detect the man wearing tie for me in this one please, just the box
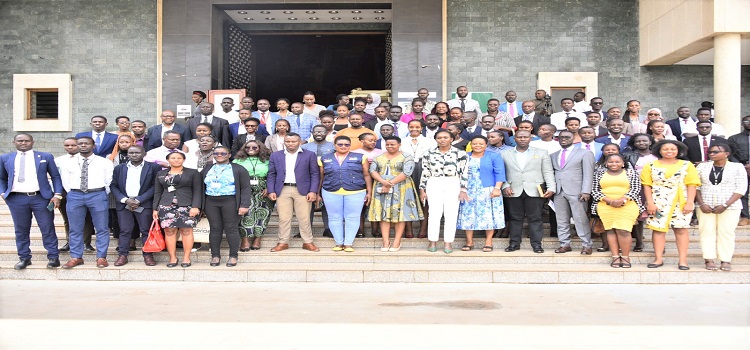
[459,111,482,140]
[575,126,604,161]
[447,86,483,116]
[499,91,523,119]
[550,98,586,134]
[684,121,729,164]
[189,102,231,147]
[58,137,114,269]
[252,99,280,136]
[0,134,64,269]
[76,116,117,157]
[514,100,550,135]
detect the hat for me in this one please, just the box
[192,91,207,99]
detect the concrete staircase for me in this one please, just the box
[1,202,748,283]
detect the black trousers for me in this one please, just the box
[204,195,240,258]
[116,208,153,256]
[505,191,544,248]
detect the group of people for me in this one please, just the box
[2,87,747,273]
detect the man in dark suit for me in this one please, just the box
[585,111,609,137]
[0,134,64,269]
[514,100,550,135]
[595,118,630,150]
[190,102,231,147]
[728,115,750,226]
[375,124,394,149]
[459,111,482,140]
[666,107,696,142]
[110,145,161,266]
[684,121,729,163]
[145,110,191,151]
[75,115,118,157]
[267,132,321,253]
[422,114,445,139]
[228,108,253,139]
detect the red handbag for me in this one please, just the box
[143,220,166,253]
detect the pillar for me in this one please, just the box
[713,33,742,136]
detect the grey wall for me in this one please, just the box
[446,0,749,122]
[0,0,157,153]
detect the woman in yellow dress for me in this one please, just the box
[591,154,644,268]
[641,140,700,270]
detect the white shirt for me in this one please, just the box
[557,146,573,166]
[91,131,106,147]
[160,124,174,139]
[699,135,712,161]
[303,104,326,118]
[283,148,302,184]
[144,146,185,167]
[709,122,726,138]
[400,135,437,160]
[579,141,597,157]
[520,112,536,122]
[530,139,562,155]
[374,120,409,138]
[514,147,529,169]
[124,161,145,198]
[11,151,40,193]
[677,117,698,138]
[424,127,441,140]
[59,154,114,193]
[447,98,483,116]
[214,110,240,125]
[573,101,591,113]
[550,111,586,134]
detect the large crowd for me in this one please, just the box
[2,87,748,272]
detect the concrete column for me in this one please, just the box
[713,33,742,136]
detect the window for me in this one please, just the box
[28,89,59,119]
[13,74,72,131]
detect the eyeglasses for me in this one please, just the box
[591,102,603,105]
[336,143,351,147]
[742,121,750,125]
[708,151,725,154]
[213,152,229,156]
[244,146,259,150]
[647,113,660,116]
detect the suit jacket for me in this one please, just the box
[460,125,483,140]
[265,134,286,153]
[230,133,268,157]
[200,163,252,210]
[0,151,63,199]
[145,124,191,151]
[499,147,556,197]
[188,115,231,148]
[252,111,279,135]
[666,118,698,141]
[595,135,630,150]
[499,101,523,115]
[728,131,750,164]
[75,131,118,157]
[593,126,609,137]
[574,141,604,161]
[152,167,203,209]
[110,161,161,210]
[684,135,729,163]
[550,147,595,195]
[267,149,320,196]
[514,113,551,135]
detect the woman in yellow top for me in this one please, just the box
[641,140,700,270]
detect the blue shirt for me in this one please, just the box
[301,141,335,157]
[204,164,236,196]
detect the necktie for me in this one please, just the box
[565,112,570,118]
[294,114,301,126]
[509,103,516,118]
[460,99,466,111]
[683,119,688,124]
[703,137,709,161]
[80,158,89,192]
[560,148,567,168]
[260,112,266,124]
[18,152,26,183]
[316,143,322,156]
[585,144,591,151]
[201,115,206,123]
[95,133,102,152]
[524,114,530,121]
[393,122,398,134]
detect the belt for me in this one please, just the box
[283,183,297,187]
[11,191,40,196]
[71,188,105,193]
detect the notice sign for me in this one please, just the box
[176,105,192,119]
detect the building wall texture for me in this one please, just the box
[446,0,749,124]
[0,0,157,153]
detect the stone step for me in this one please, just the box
[1,261,747,284]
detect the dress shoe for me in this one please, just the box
[114,255,128,266]
[678,265,690,271]
[504,246,520,252]
[302,243,320,252]
[226,257,238,267]
[596,247,609,252]
[739,218,750,226]
[322,229,333,237]
[84,244,95,252]
[47,258,61,268]
[62,258,84,269]
[372,232,382,238]
[533,247,544,253]
[59,243,70,251]
[14,258,32,270]
[270,243,289,252]
[554,246,572,253]
[581,247,593,255]
[143,254,156,266]
[209,257,220,267]
[96,258,108,268]
[356,231,364,238]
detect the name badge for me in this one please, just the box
[250,180,259,185]
[167,186,176,192]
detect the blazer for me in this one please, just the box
[267,149,320,196]
[230,133,268,156]
[0,151,63,199]
[465,151,506,188]
[110,161,161,210]
[145,124,191,151]
[460,125,483,140]
[728,131,750,164]
[574,141,604,161]
[684,135,729,163]
[252,111,279,135]
[152,167,203,209]
[188,115,231,148]
[666,117,699,141]
[550,147,595,195]
[200,163,252,210]
[595,135,630,150]
[499,101,523,115]
[75,131,118,157]
[513,113,551,135]
[499,147,556,197]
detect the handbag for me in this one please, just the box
[589,217,606,235]
[190,216,211,243]
[143,220,166,253]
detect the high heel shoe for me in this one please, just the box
[427,242,437,252]
[381,242,391,252]
[444,244,453,254]
[166,259,179,268]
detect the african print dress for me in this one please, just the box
[640,160,700,231]
[367,153,424,223]
[233,157,275,238]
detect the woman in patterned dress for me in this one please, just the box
[641,140,700,270]
[368,136,424,251]
[233,140,274,251]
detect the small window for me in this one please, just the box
[27,89,59,119]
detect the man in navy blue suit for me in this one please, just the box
[75,116,118,157]
[0,134,64,269]
[595,118,630,150]
[459,111,482,140]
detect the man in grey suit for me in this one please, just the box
[500,130,556,253]
[550,130,596,254]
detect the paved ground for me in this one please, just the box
[1,281,748,349]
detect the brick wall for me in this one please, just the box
[0,0,157,153]
[446,0,749,123]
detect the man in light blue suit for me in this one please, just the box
[575,126,605,161]
[75,115,118,157]
[499,91,523,120]
[252,99,280,136]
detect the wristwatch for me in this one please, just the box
[722,203,729,208]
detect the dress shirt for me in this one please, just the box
[465,124,478,134]
[573,101,591,113]
[424,127,441,140]
[678,117,698,138]
[530,139,562,155]
[558,146,572,166]
[198,114,214,124]
[521,112,536,122]
[580,142,596,157]
[301,141,335,157]
[214,110,240,125]
[374,120,409,138]
[447,98,483,116]
[607,134,626,145]
[144,146,185,165]
[283,147,302,184]
[59,154,114,193]
[699,135,711,161]
[160,124,174,139]
[11,151,39,192]
[285,113,317,141]
[124,161,145,198]
[401,135,437,160]
[480,128,494,137]
[514,147,529,169]
[550,111,586,133]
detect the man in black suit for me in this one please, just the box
[75,116,118,157]
[459,111,482,140]
[190,102,231,147]
[514,100,550,135]
[728,115,750,226]
[666,107,696,142]
[110,145,161,266]
[684,121,729,163]
[146,110,191,151]
[585,111,609,137]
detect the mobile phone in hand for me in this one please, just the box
[46,202,55,212]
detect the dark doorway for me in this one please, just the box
[250,33,387,107]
